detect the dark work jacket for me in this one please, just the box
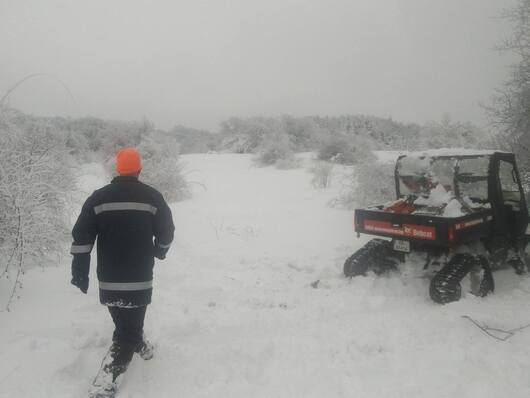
[71,176,175,307]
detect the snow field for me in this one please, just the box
[2,153,530,397]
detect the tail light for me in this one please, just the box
[448,225,455,242]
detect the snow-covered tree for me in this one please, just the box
[0,110,74,309]
[220,117,281,153]
[418,115,490,150]
[487,0,530,185]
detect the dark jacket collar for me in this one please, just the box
[111,176,140,183]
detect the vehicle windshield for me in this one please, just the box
[397,156,456,197]
[396,155,491,205]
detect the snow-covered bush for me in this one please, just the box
[318,140,353,164]
[254,133,295,167]
[310,161,334,188]
[317,136,375,165]
[333,152,395,209]
[171,125,219,153]
[0,111,74,309]
[93,118,151,160]
[220,116,280,153]
[137,135,190,202]
[280,115,323,151]
[354,155,396,207]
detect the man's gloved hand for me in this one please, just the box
[71,275,89,293]
[154,246,167,260]
[71,255,90,294]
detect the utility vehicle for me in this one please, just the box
[344,149,529,303]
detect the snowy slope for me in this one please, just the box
[2,154,530,398]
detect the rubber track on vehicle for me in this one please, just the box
[344,239,398,277]
[429,253,476,304]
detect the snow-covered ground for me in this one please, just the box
[2,153,530,398]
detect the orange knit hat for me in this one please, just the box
[116,147,142,175]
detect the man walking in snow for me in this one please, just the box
[70,147,174,396]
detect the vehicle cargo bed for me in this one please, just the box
[354,208,493,247]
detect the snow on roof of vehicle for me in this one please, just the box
[401,148,507,158]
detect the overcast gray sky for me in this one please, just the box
[0,0,517,131]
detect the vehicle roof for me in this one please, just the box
[398,148,511,159]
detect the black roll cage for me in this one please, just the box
[395,153,526,208]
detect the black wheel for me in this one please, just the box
[344,239,399,277]
[430,253,477,304]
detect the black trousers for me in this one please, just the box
[108,305,147,346]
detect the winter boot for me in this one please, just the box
[135,338,154,360]
[88,375,117,398]
[89,342,134,398]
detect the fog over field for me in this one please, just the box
[0,0,516,130]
